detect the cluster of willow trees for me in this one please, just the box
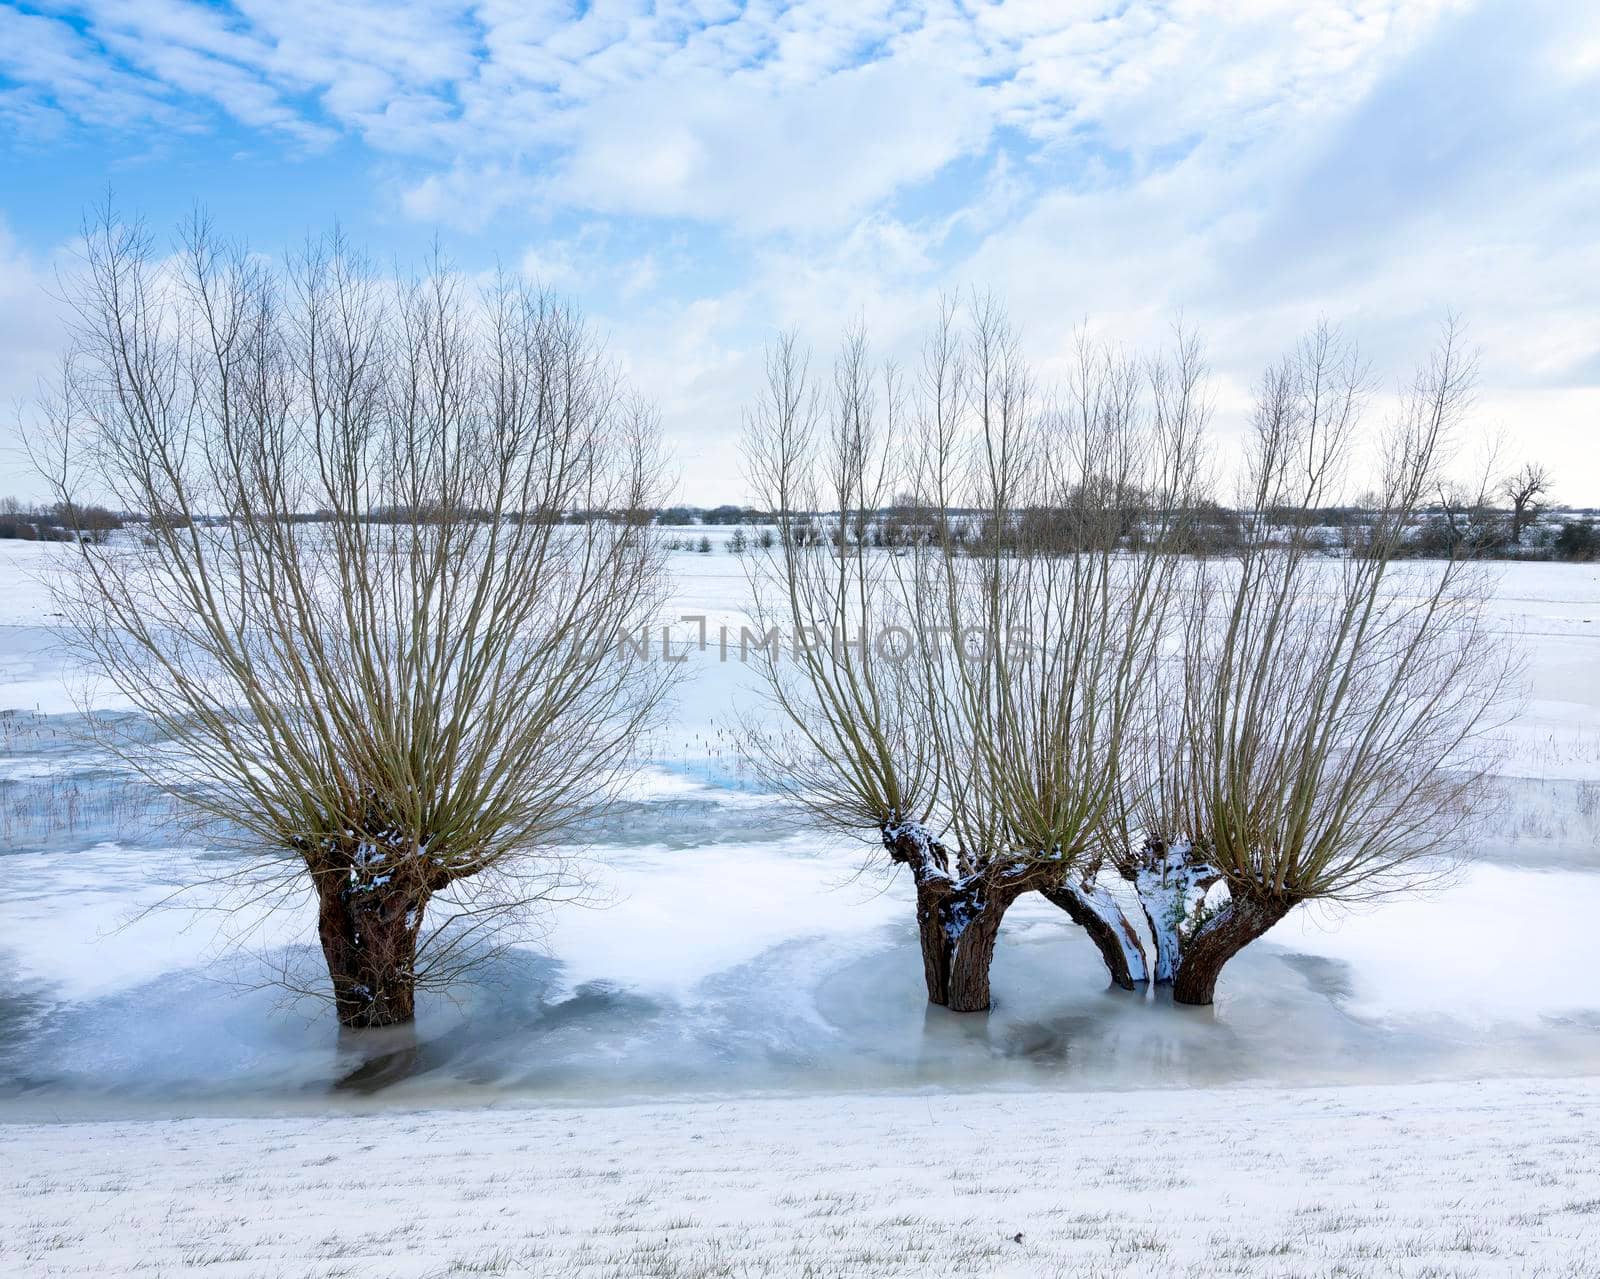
[36,210,1512,1030]
[740,300,1515,1010]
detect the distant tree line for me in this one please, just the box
[12,491,1593,562]
[1398,461,1596,561]
[685,497,1598,562]
[0,498,124,542]
[655,504,773,525]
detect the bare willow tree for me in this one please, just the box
[1117,321,1517,1006]
[34,209,671,1027]
[901,304,1206,1006]
[742,299,1204,1010]
[740,325,946,990]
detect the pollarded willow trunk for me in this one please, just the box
[942,877,1040,1012]
[1040,876,1148,990]
[912,877,957,1007]
[1169,893,1295,1006]
[885,819,1047,1013]
[1123,839,1221,984]
[946,894,1005,1013]
[1119,840,1298,1005]
[311,854,432,1029]
[913,876,1041,1012]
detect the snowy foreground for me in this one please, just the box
[5,1076,1600,1278]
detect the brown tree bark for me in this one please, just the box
[1170,894,1295,1007]
[922,870,1073,1011]
[913,878,957,1008]
[885,822,1045,1012]
[912,877,1038,1012]
[945,879,1035,1012]
[314,873,430,1028]
[1041,879,1148,990]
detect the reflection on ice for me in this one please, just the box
[5,837,1600,1115]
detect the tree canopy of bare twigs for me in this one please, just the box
[1121,320,1519,1005]
[741,297,1205,1010]
[1500,460,1553,546]
[33,208,672,1027]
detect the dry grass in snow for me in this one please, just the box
[4,1076,1600,1277]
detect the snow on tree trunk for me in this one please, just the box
[1126,840,1219,984]
[313,850,430,1029]
[1041,878,1148,989]
[1170,893,1295,1006]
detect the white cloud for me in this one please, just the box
[4,2,1466,233]
[0,222,72,502]
[550,55,992,234]
[0,0,1596,501]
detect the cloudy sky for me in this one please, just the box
[1,0,1596,504]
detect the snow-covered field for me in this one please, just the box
[2,538,1599,1275]
[5,1076,1599,1277]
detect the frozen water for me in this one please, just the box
[1,541,1598,1115]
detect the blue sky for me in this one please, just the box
[1,0,1597,503]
